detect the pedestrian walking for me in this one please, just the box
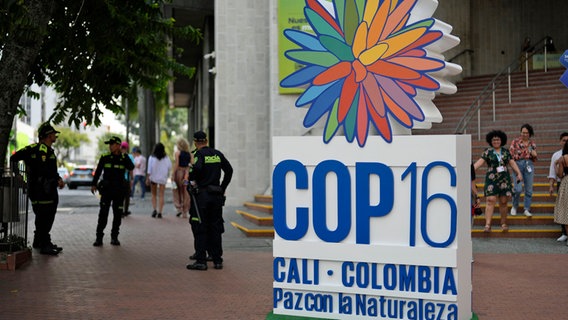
[131,146,147,199]
[550,132,568,241]
[473,130,523,232]
[91,136,134,246]
[10,122,65,255]
[146,142,171,218]
[186,131,233,271]
[553,141,568,245]
[509,124,537,217]
[172,138,192,218]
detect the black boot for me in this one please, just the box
[93,234,103,247]
[110,238,121,246]
[39,245,60,255]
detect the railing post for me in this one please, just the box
[477,107,481,141]
[508,67,512,104]
[525,52,529,88]
[544,44,548,72]
[492,82,496,121]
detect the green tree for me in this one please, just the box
[51,127,90,166]
[0,0,201,168]
[158,107,188,157]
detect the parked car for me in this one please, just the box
[67,166,95,189]
[57,167,70,185]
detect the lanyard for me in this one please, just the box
[493,148,503,165]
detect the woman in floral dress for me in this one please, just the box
[473,130,523,232]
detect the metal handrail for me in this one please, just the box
[454,36,553,136]
[448,49,474,62]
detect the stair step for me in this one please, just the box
[471,225,561,238]
[243,201,273,214]
[472,215,555,226]
[235,209,273,226]
[231,196,275,238]
[476,204,555,215]
[254,194,273,204]
[230,221,274,237]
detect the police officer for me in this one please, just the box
[10,122,65,255]
[91,136,134,246]
[186,131,233,271]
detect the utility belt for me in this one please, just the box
[190,184,223,195]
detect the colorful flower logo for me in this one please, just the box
[280,0,446,146]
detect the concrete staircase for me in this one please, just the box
[417,67,568,238]
[231,195,274,238]
[230,68,568,238]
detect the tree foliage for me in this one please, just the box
[0,0,201,168]
[51,127,90,166]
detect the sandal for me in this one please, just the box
[501,224,509,232]
[484,224,491,232]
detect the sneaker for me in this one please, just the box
[523,210,532,217]
[186,262,208,271]
[213,263,223,270]
[93,239,103,247]
[557,235,568,242]
[510,207,517,216]
[110,239,121,246]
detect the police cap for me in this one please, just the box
[104,136,122,145]
[193,131,207,142]
[38,123,60,138]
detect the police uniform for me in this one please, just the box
[10,123,62,255]
[187,132,233,270]
[11,142,61,253]
[92,137,134,245]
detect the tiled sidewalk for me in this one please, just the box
[1,198,567,319]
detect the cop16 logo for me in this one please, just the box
[273,160,457,248]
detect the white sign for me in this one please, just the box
[272,135,472,319]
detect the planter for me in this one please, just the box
[0,248,32,271]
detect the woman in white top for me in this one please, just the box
[146,143,172,218]
[172,138,192,218]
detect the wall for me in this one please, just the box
[215,0,272,205]
[470,0,567,76]
[211,0,568,205]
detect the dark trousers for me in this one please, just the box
[96,187,126,239]
[190,191,224,264]
[123,180,131,214]
[132,175,146,198]
[31,200,58,248]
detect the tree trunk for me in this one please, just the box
[0,0,55,169]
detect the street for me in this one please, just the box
[58,187,100,210]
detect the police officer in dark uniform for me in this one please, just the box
[91,136,134,246]
[10,122,65,255]
[186,131,233,271]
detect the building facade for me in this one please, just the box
[184,0,566,206]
